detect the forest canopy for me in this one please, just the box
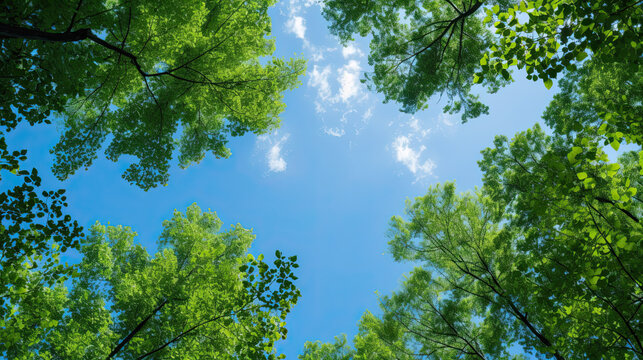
[322,0,641,122]
[0,0,641,359]
[300,0,642,358]
[1,0,305,189]
[2,204,301,360]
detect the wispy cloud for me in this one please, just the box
[309,65,332,101]
[409,117,431,138]
[267,135,289,172]
[337,60,361,103]
[258,133,290,173]
[392,136,435,179]
[439,113,455,127]
[285,15,306,39]
[324,127,345,137]
[342,44,363,58]
[363,107,373,120]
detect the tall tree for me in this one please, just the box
[301,165,640,358]
[478,126,642,358]
[1,0,305,190]
[1,204,301,360]
[322,0,641,121]
[322,0,511,120]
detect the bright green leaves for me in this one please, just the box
[299,335,355,360]
[2,0,305,190]
[0,163,83,356]
[606,163,620,177]
[3,205,300,359]
[476,0,642,106]
[544,78,553,89]
[576,51,588,61]
[322,0,500,121]
[384,183,572,358]
[478,123,642,358]
[568,146,583,164]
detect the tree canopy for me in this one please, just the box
[1,0,641,358]
[301,0,642,356]
[1,204,301,360]
[322,0,641,121]
[1,0,305,189]
[299,140,641,359]
[322,0,509,120]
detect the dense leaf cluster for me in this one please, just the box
[2,0,305,189]
[305,0,642,359]
[2,205,301,360]
[323,0,511,120]
[1,0,304,358]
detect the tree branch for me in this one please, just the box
[594,196,639,223]
[105,298,169,360]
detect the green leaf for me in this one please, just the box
[575,51,588,61]
[567,146,582,164]
[615,236,627,249]
[576,172,587,180]
[544,79,553,89]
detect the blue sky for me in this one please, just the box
[3,1,559,358]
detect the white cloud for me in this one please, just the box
[309,61,363,106]
[363,107,373,120]
[282,0,371,137]
[340,109,357,123]
[324,127,345,137]
[314,101,326,113]
[286,15,306,40]
[392,136,435,178]
[342,44,363,58]
[262,134,290,173]
[309,65,332,102]
[409,117,431,138]
[337,60,361,102]
[439,113,455,127]
[308,45,327,62]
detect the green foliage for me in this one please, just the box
[0,145,83,336]
[299,335,354,360]
[322,0,511,121]
[299,312,413,360]
[479,125,642,358]
[1,204,301,359]
[477,0,642,88]
[542,59,642,147]
[1,0,305,190]
[323,0,640,122]
[385,183,566,359]
[0,166,82,289]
